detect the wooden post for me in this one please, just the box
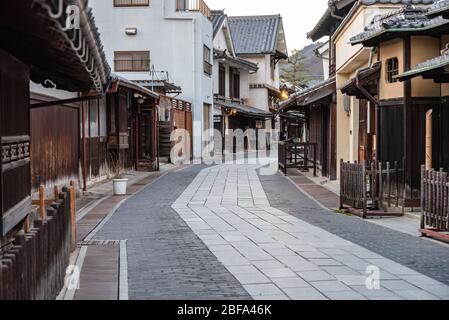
[340,159,344,210]
[420,165,426,231]
[313,144,317,177]
[38,185,45,220]
[69,181,76,251]
[362,161,367,218]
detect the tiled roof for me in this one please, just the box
[228,15,283,55]
[350,5,449,45]
[395,45,449,80]
[214,99,272,118]
[308,0,434,41]
[427,0,449,17]
[214,49,259,71]
[278,77,336,110]
[211,10,226,38]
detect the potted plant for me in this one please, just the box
[110,153,128,196]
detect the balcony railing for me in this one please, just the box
[176,0,212,19]
[204,61,213,76]
[114,59,150,72]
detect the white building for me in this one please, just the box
[90,0,214,159]
[211,10,273,153]
[227,14,288,125]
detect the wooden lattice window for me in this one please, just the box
[386,57,399,83]
[114,51,150,72]
[114,0,150,7]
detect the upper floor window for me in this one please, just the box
[114,51,150,72]
[386,57,399,83]
[203,45,212,76]
[114,0,150,7]
[229,67,240,100]
[218,64,226,97]
[270,57,276,80]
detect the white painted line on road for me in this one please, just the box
[63,246,88,300]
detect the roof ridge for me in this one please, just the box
[228,14,281,20]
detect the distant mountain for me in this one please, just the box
[281,42,324,88]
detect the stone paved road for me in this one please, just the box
[92,159,449,300]
[93,165,251,300]
[171,159,449,300]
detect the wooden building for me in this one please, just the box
[349,4,449,205]
[278,77,337,179]
[0,0,110,298]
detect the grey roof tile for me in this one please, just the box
[350,4,448,45]
[211,10,226,38]
[228,15,282,55]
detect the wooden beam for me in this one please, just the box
[30,94,103,109]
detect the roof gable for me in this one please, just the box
[228,15,287,56]
[211,10,235,56]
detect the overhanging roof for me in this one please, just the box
[395,49,449,82]
[214,100,272,118]
[214,49,258,71]
[350,5,449,47]
[340,62,381,97]
[110,74,159,99]
[0,0,111,93]
[278,77,336,111]
[427,0,449,19]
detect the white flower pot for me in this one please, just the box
[112,179,128,196]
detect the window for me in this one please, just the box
[114,51,150,72]
[233,72,240,99]
[218,64,226,96]
[89,100,99,137]
[203,45,212,76]
[270,57,276,80]
[114,0,150,7]
[229,68,240,99]
[386,57,399,83]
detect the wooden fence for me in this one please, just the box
[0,184,75,300]
[421,167,449,234]
[340,160,405,217]
[278,141,317,176]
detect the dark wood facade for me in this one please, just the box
[0,49,31,236]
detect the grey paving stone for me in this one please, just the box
[93,165,251,300]
[243,284,284,296]
[310,280,351,293]
[260,172,449,287]
[381,280,420,292]
[271,277,310,289]
[395,290,441,300]
[261,268,298,279]
[321,266,361,276]
[282,287,329,300]
[324,291,367,300]
[297,270,336,282]
[308,258,343,266]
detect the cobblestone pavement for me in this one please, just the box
[93,165,251,300]
[171,159,449,300]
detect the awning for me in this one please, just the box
[110,74,159,99]
[278,76,336,111]
[214,100,272,119]
[340,62,381,100]
[0,0,111,93]
[395,51,449,82]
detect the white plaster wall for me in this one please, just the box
[90,0,213,159]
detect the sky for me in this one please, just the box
[206,0,329,53]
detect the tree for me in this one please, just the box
[281,49,309,89]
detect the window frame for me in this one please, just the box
[113,0,150,7]
[203,45,212,76]
[385,57,399,83]
[114,51,150,72]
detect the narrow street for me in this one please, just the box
[72,159,449,300]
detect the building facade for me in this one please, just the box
[90,0,214,159]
